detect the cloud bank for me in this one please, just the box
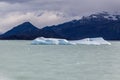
[0,0,120,33]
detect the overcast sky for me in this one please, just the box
[0,0,120,33]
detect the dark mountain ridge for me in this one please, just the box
[1,12,120,40]
[0,22,40,40]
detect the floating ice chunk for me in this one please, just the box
[70,37,111,45]
[88,37,111,45]
[31,37,111,45]
[31,37,71,45]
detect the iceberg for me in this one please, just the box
[31,37,111,45]
[70,38,111,45]
[31,37,72,45]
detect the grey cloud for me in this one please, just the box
[0,0,120,33]
[1,0,120,15]
[0,0,30,3]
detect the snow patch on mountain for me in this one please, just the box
[86,11,120,21]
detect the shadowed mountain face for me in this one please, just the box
[0,22,60,40]
[1,12,120,40]
[0,22,40,40]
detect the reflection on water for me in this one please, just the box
[0,73,11,80]
[0,41,119,80]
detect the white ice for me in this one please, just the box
[31,37,111,45]
[70,37,111,45]
[31,37,71,45]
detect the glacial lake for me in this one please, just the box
[0,40,120,80]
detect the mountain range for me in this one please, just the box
[1,12,120,40]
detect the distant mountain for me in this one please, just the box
[42,12,120,40]
[0,22,40,40]
[1,12,120,40]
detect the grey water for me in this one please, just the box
[0,40,120,80]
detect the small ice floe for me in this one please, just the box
[70,37,111,45]
[31,37,71,45]
[31,37,111,45]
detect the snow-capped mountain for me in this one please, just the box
[1,12,120,40]
[85,11,120,21]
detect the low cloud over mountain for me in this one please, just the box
[0,0,120,33]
